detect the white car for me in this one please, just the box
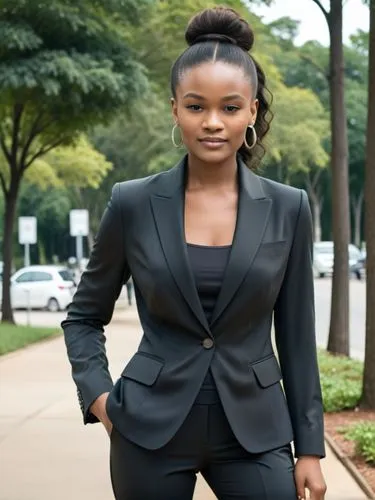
[313,241,363,278]
[4,265,76,312]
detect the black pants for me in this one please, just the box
[109,386,297,499]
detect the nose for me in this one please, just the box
[202,111,224,131]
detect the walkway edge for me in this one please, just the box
[324,431,375,499]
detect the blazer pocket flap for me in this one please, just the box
[121,353,164,386]
[252,356,282,388]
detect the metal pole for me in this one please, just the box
[24,243,30,267]
[76,234,83,271]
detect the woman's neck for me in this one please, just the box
[185,154,238,192]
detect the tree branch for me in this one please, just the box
[304,172,313,192]
[312,168,323,190]
[0,172,8,196]
[0,132,12,164]
[300,54,329,80]
[19,112,53,167]
[311,0,330,22]
[24,136,68,169]
[11,103,24,168]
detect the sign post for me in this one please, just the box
[69,210,89,270]
[18,217,37,267]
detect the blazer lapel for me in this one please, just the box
[210,162,272,327]
[150,158,211,335]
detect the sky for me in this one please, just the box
[250,0,370,46]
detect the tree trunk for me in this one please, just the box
[305,169,324,243]
[307,188,323,242]
[327,0,350,356]
[1,176,20,323]
[352,189,364,248]
[361,0,375,409]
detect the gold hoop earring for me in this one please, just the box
[171,124,183,148]
[244,125,257,150]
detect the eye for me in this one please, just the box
[186,104,202,111]
[224,105,240,113]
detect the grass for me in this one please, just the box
[0,323,60,355]
[317,348,363,412]
[317,348,364,380]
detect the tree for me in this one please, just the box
[22,136,112,191]
[345,33,368,248]
[312,0,351,356]
[267,86,329,178]
[273,29,368,247]
[267,17,301,48]
[17,185,72,266]
[361,0,375,409]
[0,0,152,323]
[17,138,112,265]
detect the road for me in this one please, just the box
[13,278,366,360]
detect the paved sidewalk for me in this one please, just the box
[0,306,369,499]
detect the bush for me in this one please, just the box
[341,422,375,465]
[317,350,363,412]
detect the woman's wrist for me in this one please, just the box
[90,392,110,421]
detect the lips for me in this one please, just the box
[199,137,227,143]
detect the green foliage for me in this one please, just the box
[2,136,111,190]
[0,323,59,355]
[31,136,112,188]
[341,422,375,464]
[349,30,369,58]
[0,0,153,170]
[269,86,329,173]
[317,349,363,412]
[86,89,175,234]
[267,16,300,47]
[17,183,73,265]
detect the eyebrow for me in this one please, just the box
[183,92,246,101]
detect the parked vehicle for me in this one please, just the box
[0,265,76,311]
[359,249,366,268]
[313,241,364,279]
[313,242,334,278]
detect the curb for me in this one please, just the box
[324,431,375,499]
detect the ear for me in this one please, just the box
[249,98,259,125]
[171,98,178,124]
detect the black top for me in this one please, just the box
[186,243,231,325]
[187,243,231,388]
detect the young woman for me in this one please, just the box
[62,7,327,500]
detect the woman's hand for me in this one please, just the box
[90,392,113,437]
[294,456,327,499]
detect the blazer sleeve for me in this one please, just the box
[61,183,130,424]
[273,189,325,458]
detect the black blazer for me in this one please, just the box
[62,156,325,458]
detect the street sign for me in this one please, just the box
[18,217,37,245]
[70,209,89,237]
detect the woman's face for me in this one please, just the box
[172,61,258,165]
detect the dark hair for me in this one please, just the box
[171,7,273,170]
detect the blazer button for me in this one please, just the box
[202,338,214,349]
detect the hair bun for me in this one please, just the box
[185,7,254,52]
